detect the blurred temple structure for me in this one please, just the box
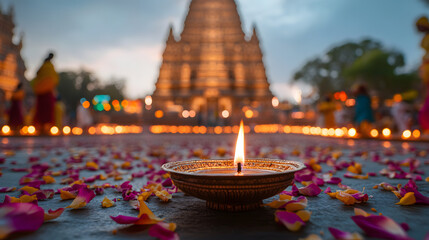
[150,0,275,125]
[0,6,26,99]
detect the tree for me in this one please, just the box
[293,39,383,97]
[344,49,420,99]
[57,70,125,116]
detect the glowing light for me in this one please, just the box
[121,100,129,107]
[115,126,123,134]
[370,129,379,138]
[103,103,111,111]
[234,121,245,168]
[88,127,96,135]
[291,112,304,119]
[348,128,357,137]
[50,126,59,135]
[321,128,329,136]
[272,97,279,108]
[402,130,411,139]
[63,126,71,135]
[145,96,152,106]
[189,110,196,118]
[328,128,335,136]
[72,127,83,135]
[182,110,190,118]
[1,125,11,135]
[382,141,391,148]
[382,128,391,138]
[345,99,356,107]
[393,94,402,103]
[245,110,254,118]
[214,126,222,134]
[27,126,36,135]
[412,130,421,138]
[221,110,230,118]
[302,126,310,135]
[82,101,90,109]
[155,110,164,118]
[112,100,119,106]
[283,126,291,133]
[334,128,344,137]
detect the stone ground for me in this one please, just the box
[0,134,428,240]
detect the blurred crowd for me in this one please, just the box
[0,52,93,134]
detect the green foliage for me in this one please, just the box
[345,49,419,99]
[57,70,125,114]
[293,39,382,97]
[293,38,419,99]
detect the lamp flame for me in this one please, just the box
[234,120,245,172]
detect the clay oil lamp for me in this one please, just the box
[162,121,305,211]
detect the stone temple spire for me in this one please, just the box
[151,0,274,125]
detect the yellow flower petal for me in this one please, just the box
[296,210,312,222]
[19,186,39,194]
[42,175,56,184]
[102,197,115,208]
[396,192,416,205]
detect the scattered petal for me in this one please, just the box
[0,203,44,238]
[298,183,322,197]
[148,222,179,240]
[328,227,363,240]
[396,192,416,206]
[351,215,412,240]
[102,197,115,208]
[66,187,95,209]
[275,211,305,232]
[44,208,65,221]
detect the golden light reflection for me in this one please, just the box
[382,128,391,138]
[27,126,36,135]
[412,130,421,139]
[370,129,379,138]
[382,141,391,148]
[348,128,357,137]
[402,130,411,139]
[63,126,71,135]
[50,126,59,135]
[1,125,11,135]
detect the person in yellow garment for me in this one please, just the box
[31,52,59,133]
[317,95,336,128]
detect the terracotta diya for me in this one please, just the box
[162,121,305,211]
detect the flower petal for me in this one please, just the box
[396,192,416,206]
[0,203,44,238]
[296,210,312,222]
[328,227,363,240]
[44,208,65,221]
[110,215,141,224]
[298,183,322,197]
[66,187,95,209]
[351,215,412,240]
[102,197,115,208]
[275,211,305,231]
[148,222,179,240]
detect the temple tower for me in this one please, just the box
[152,0,274,124]
[0,5,26,99]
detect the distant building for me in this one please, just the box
[150,0,275,125]
[0,6,26,99]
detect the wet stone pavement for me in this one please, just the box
[0,134,428,240]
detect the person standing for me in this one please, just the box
[31,52,59,133]
[353,84,374,135]
[317,96,336,128]
[8,83,25,129]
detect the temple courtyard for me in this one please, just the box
[0,133,428,240]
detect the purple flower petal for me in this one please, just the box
[328,227,363,240]
[275,211,305,231]
[298,183,322,197]
[351,215,412,240]
[110,215,140,224]
[0,203,44,238]
[148,222,179,240]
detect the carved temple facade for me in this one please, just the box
[151,0,274,124]
[0,6,26,99]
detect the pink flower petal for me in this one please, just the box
[298,183,322,197]
[66,187,95,209]
[110,215,140,224]
[0,203,44,238]
[148,222,179,240]
[328,227,363,240]
[351,215,412,240]
[275,211,305,231]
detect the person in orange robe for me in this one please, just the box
[8,82,25,129]
[31,53,59,132]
